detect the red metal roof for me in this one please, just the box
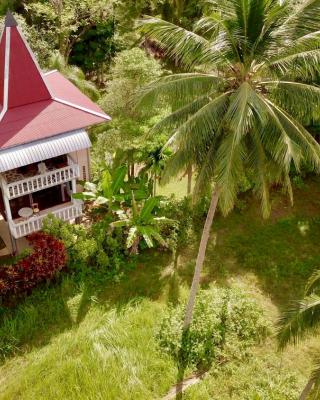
[0,30,5,110]
[0,12,110,150]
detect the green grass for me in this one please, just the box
[0,300,177,400]
[1,177,320,399]
[158,175,193,199]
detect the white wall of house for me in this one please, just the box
[69,149,91,190]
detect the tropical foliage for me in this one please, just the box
[3,1,320,398]
[138,0,320,217]
[110,195,176,254]
[158,287,269,368]
[0,233,67,300]
[73,164,152,210]
[137,0,320,333]
[277,268,320,399]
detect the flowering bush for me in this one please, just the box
[0,232,67,298]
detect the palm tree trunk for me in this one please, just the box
[187,165,192,195]
[299,378,315,400]
[183,187,220,330]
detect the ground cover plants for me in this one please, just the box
[1,179,320,398]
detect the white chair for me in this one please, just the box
[38,162,47,174]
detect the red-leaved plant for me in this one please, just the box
[0,232,67,298]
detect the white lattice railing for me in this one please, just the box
[9,203,83,239]
[4,164,80,200]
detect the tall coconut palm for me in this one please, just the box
[138,0,320,330]
[277,269,320,399]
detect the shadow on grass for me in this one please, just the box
[0,278,76,362]
[3,180,320,364]
[0,250,180,362]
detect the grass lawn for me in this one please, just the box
[1,177,320,399]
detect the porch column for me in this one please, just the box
[0,176,17,254]
[71,179,77,199]
[0,176,12,221]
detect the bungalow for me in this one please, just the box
[0,12,110,253]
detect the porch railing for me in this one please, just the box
[9,203,83,239]
[3,164,80,200]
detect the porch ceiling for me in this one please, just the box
[0,129,91,173]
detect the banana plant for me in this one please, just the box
[73,165,151,210]
[73,165,127,209]
[110,195,176,254]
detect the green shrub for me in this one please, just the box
[157,287,269,369]
[42,215,129,281]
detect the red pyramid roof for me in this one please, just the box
[0,12,110,150]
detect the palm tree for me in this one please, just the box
[138,0,320,330]
[277,269,320,399]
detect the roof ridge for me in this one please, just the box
[5,11,17,27]
[53,97,111,121]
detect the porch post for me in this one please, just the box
[0,176,12,221]
[0,175,16,254]
[71,178,81,223]
[71,179,77,199]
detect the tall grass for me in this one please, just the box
[0,300,176,400]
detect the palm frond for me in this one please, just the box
[265,31,320,78]
[249,129,271,218]
[138,17,227,69]
[263,80,320,123]
[264,98,320,172]
[277,294,320,350]
[194,14,241,62]
[193,142,217,197]
[215,83,262,215]
[137,73,221,111]
[279,0,320,39]
[255,95,312,173]
[310,355,320,400]
[161,148,191,185]
[150,96,211,134]
[306,269,320,295]
[165,91,230,151]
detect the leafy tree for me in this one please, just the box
[138,0,320,330]
[277,268,320,399]
[110,196,175,254]
[93,48,165,175]
[114,0,205,32]
[25,0,113,61]
[69,18,119,84]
